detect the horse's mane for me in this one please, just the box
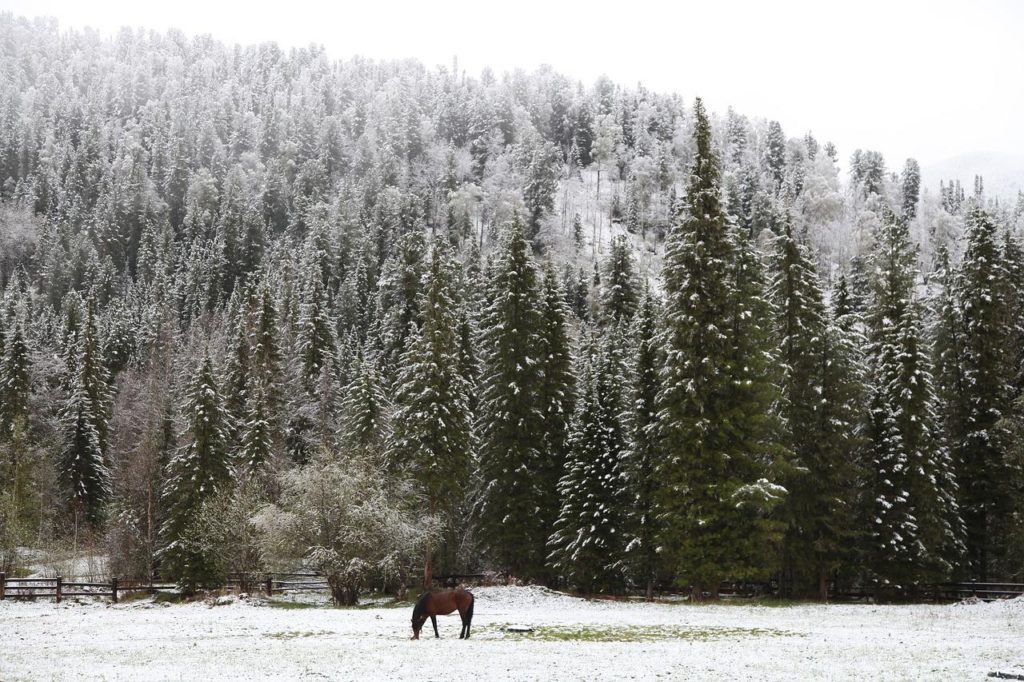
[411,592,431,622]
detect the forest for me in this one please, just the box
[0,14,1022,604]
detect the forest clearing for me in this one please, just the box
[1,586,1022,681]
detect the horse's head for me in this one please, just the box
[411,614,427,640]
[410,594,429,640]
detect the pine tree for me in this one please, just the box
[537,258,575,520]
[600,235,640,324]
[656,99,782,598]
[548,328,629,592]
[623,289,662,598]
[476,216,549,580]
[901,158,921,224]
[59,304,112,525]
[865,213,962,591]
[0,321,30,437]
[340,348,391,458]
[770,219,861,599]
[390,242,472,583]
[160,350,232,593]
[952,206,1017,580]
[377,230,427,376]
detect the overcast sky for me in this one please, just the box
[3,0,1022,168]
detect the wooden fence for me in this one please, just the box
[0,574,123,603]
[7,571,1015,604]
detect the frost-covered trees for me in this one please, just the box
[255,452,433,605]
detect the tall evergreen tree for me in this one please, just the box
[476,216,549,580]
[623,288,663,598]
[656,99,782,598]
[865,213,962,590]
[952,206,1016,580]
[390,242,473,584]
[160,350,232,592]
[59,304,112,525]
[600,235,640,324]
[770,220,861,598]
[548,327,629,592]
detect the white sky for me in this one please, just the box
[2,0,1022,168]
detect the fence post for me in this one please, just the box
[55,576,62,604]
[265,574,273,597]
[0,572,5,600]
[111,577,119,604]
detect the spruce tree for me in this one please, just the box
[656,99,782,598]
[600,235,640,324]
[476,216,548,580]
[770,220,861,598]
[160,350,232,592]
[953,206,1016,580]
[537,258,575,538]
[390,242,472,584]
[865,213,963,591]
[623,289,662,598]
[0,322,30,437]
[548,327,629,592]
[59,304,112,525]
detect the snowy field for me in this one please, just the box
[1,586,1022,681]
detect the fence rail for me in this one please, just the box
[6,571,1016,604]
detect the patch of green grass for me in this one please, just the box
[152,591,185,605]
[264,629,333,640]
[265,600,319,610]
[479,623,794,642]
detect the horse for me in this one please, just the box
[410,589,475,640]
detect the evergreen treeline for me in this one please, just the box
[1,16,1023,599]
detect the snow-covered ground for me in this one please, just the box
[1,586,1022,681]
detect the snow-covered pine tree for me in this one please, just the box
[377,230,426,378]
[655,98,782,598]
[476,215,549,580]
[952,206,1017,581]
[59,303,112,525]
[390,241,472,584]
[548,326,629,592]
[623,288,662,599]
[865,212,963,592]
[536,258,575,537]
[770,218,861,599]
[600,235,640,325]
[160,349,232,592]
[340,347,391,459]
[0,321,30,437]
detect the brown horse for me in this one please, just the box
[410,589,475,640]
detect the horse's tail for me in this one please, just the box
[467,592,475,622]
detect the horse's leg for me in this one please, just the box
[431,614,439,638]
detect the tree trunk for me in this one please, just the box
[594,168,601,257]
[818,568,829,603]
[423,497,434,592]
[645,578,654,602]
